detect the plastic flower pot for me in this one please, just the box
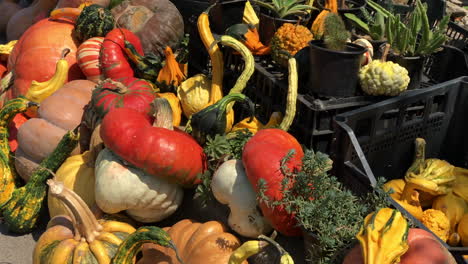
[258,9,311,46]
[308,40,367,97]
[317,0,367,30]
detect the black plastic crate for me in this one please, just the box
[423,44,468,83]
[445,21,468,52]
[332,77,468,262]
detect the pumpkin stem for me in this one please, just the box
[279,57,298,131]
[61,48,71,59]
[151,98,174,130]
[47,179,103,242]
[381,43,391,62]
[258,234,289,257]
[406,138,427,176]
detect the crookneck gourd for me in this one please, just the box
[356,208,410,264]
[47,150,96,218]
[134,219,247,264]
[34,179,137,263]
[2,127,79,233]
[405,138,456,196]
[0,97,37,207]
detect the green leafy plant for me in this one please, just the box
[258,149,392,263]
[367,0,449,56]
[251,0,317,18]
[344,8,387,40]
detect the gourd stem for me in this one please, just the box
[279,57,298,131]
[406,138,426,176]
[258,234,288,256]
[198,6,224,105]
[100,79,128,94]
[218,93,254,123]
[381,43,391,62]
[151,98,174,130]
[61,48,71,59]
[47,179,103,243]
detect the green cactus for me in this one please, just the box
[323,13,351,51]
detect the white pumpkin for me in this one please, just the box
[353,38,374,66]
[95,148,183,223]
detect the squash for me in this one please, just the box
[383,179,406,200]
[33,179,136,263]
[56,0,110,8]
[135,219,246,264]
[392,182,424,221]
[87,77,156,127]
[432,192,468,232]
[154,92,182,127]
[5,15,84,103]
[242,128,305,236]
[74,4,115,42]
[47,150,96,218]
[111,0,184,57]
[0,0,21,36]
[0,97,37,207]
[270,23,313,67]
[100,28,145,80]
[15,80,95,181]
[226,24,270,56]
[100,98,206,187]
[2,128,79,233]
[156,46,186,88]
[77,37,105,83]
[311,0,338,39]
[6,0,58,41]
[344,228,457,264]
[24,48,70,104]
[458,214,468,246]
[421,209,450,242]
[231,112,283,134]
[453,166,468,202]
[95,148,183,223]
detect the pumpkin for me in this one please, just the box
[33,179,136,263]
[136,219,246,264]
[56,0,110,8]
[154,92,182,127]
[111,0,184,57]
[87,77,156,127]
[242,128,305,236]
[15,80,95,181]
[6,16,84,103]
[47,150,96,218]
[74,4,115,42]
[100,98,206,187]
[0,97,37,207]
[77,37,105,83]
[432,192,468,232]
[95,147,183,223]
[0,0,21,35]
[6,0,57,41]
[101,28,145,80]
[344,228,457,264]
[2,128,79,233]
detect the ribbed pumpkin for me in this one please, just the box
[74,4,115,42]
[5,16,84,103]
[111,0,184,57]
[15,80,95,181]
[136,219,246,264]
[33,179,136,263]
[47,150,96,218]
[77,37,105,83]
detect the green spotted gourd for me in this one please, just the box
[74,4,115,42]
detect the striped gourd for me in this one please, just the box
[111,226,177,264]
[0,97,37,207]
[2,127,79,233]
[33,179,136,264]
[77,37,105,83]
[74,4,115,42]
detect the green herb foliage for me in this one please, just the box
[258,149,392,263]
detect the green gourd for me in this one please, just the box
[74,4,115,42]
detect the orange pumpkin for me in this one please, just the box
[138,219,247,264]
[5,16,84,104]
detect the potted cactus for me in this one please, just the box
[308,12,367,97]
[374,0,449,90]
[251,0,316,44]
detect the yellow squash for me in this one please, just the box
[421,209,450,241]
[155,92,182,127]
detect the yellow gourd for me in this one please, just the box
[394,181,424,220]
[421,209,451,242]
[311,0,338,38]
[47,150,95,218]
[432,192,468,232]
[231,112,283,134]
[156,46,186,88]
[457,214,468,246]
[155,92,182,127]
[453,166,468,202]
[356,208,409,264]
[25,48,70,103]
[383,179,406,200]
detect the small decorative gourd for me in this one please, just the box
[33,179,136,263]
[359,44,410,96]
[421,209,450,242]
[270,23,313,67]
[74,4,115,42]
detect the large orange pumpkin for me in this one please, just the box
[5,17,84,104]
